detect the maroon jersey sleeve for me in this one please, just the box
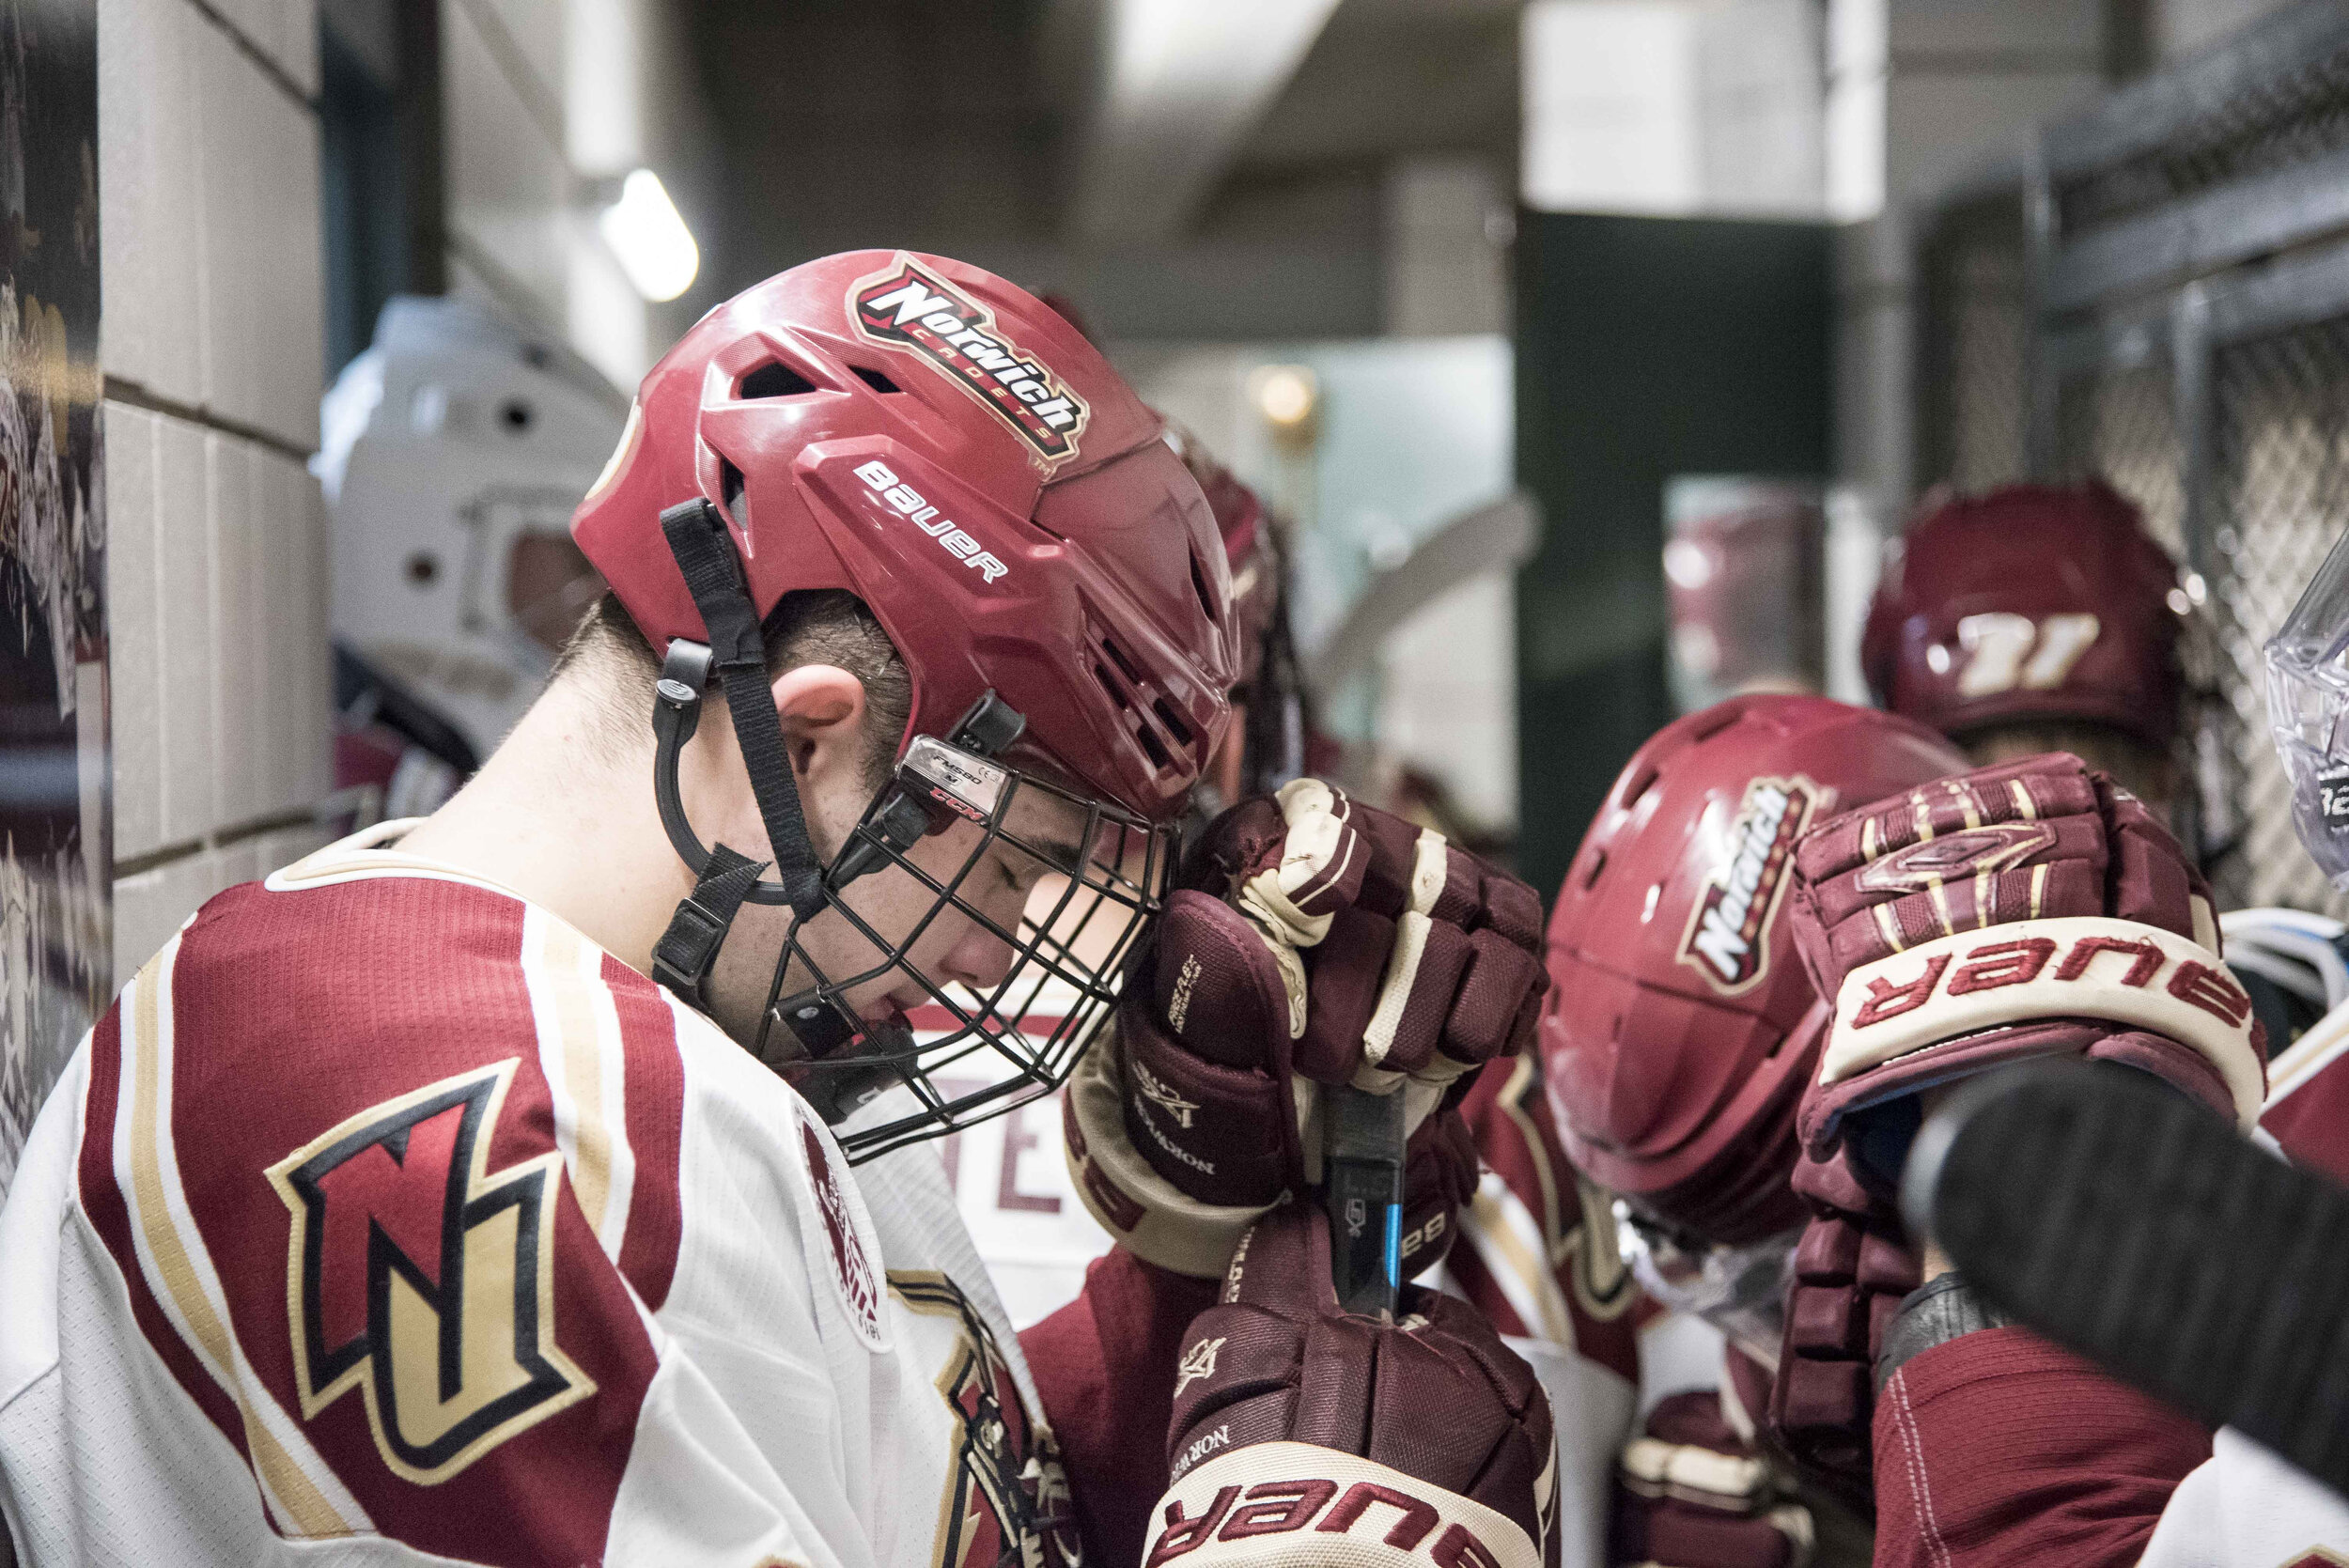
[76,876,687,1567]
[1020,1246,1219,1568]
[2262,1050,2349,1187]
[1873,1327,2211,1568]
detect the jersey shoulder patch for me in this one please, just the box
[75,875,686,1565]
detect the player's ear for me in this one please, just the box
[770,664,868,784]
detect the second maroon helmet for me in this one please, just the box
[1542,695,1968,1244]
[1861,480,2186,750]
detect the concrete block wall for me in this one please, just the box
[100,0,334,989]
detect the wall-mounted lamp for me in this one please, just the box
[593,168,700,303]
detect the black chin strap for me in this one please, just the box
[647,499,830,1001]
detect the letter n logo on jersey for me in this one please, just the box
[1676,775,1828,995]
[266,1060,594,1483]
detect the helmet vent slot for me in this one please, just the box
[1619,763,1659,809]
[1189,549,1217,620]
[1131,718,1174,771]
[721,458,747,523]
[1581,848,1608,889]
[850,365,902,395]
[1092,656,1178,773]
[1151,697,1194,749]
[738,362,816,399]
[1099,634,1144,688]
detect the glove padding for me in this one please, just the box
[1068,779,1539,1275]
[1763,1150,1918,1501]
[1785,752,2264,1157]
[1152,1201,1556,1568]
[1613,1391,1815,1568]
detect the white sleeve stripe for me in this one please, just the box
[115,946,372,1538]
[1461,1171,1578,1350]
[523,908,638,1263]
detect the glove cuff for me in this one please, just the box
[1818,915,2265,1130]
[1146,1441,1541,1568]
[1066,1034,1279,1278]
[1874,1275,2010,1389]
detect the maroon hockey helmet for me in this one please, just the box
[1861,481,2186,750]
[571,251,1240,1157]
[1542,695,1967,1244]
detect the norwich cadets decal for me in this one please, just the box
[1678,776,1828,994]
[848,258,1089,466]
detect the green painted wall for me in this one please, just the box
[1513,212,1832,900]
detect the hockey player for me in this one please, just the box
[1865,483,2349,1180]
[0,253,1555,1566]
[1812,506,2349,1567]
[1766,747,2266,1565]
[1540,694,1968,1566]
[1862,480,2187,816]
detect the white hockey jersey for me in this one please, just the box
[2139,1427,2349,1567]
[0,827,1075,1568]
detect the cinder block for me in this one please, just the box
[154,413,216,846]
[194,22,247,433]
[256,449,292,817]
[243,85,323,447]
[208,435,258,830]
[112,864,166,992]
[216,834,265,892]
[254,449,329,818]
[105,403,162,861]
[190,25,321,450]
[100,0,206,405]
[256,822,330,879]
[97,0,153,390]
[112,848,217,991]
[303,473,333,805]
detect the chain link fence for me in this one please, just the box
[1907,1,2349,918]
[2054,361,2186,555]
[1917,194,2029,495]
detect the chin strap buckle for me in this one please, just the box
[651,844,769,996]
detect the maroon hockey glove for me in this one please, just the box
[1766,752,2266,1495]
[1611,1392,1814,1568]
[1067,780,1540,1276]
[1766,1147,1919,1498]
[1786,752,2264,1157]
[1153,1201,1555,1568]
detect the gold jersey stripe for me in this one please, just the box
[125,953,360,1539]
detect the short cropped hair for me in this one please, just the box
[552,588,913,786]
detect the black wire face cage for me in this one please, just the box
[641,497,1176,1163]
[760,752,1174,1163]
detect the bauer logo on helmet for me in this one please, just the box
[1677,775,1828,993]
[849,256,1091,466]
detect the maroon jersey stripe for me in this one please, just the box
[604,951,684,1312]
[74,999,260,1476]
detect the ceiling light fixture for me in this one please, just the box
[597,168,699,303]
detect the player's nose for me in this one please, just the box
[941,880,1023,990]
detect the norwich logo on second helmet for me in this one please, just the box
[1677,775,1828,994]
